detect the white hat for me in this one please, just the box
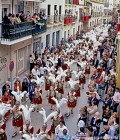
[104,134,110,140]
[77,120,85,128]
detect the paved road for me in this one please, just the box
[6,63,89,140]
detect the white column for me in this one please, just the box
[13,0,16,14]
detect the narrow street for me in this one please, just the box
[6,63,88,139]
[0,1,119,140]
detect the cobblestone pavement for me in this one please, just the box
[6,63,89,140]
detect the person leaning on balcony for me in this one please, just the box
[8,13,12,23]
[32,13,39,24]
[3,14,11,24]
[11,14,16,25]
[42,13,47,20]
[20,11,25,22]
[15,14,21,23]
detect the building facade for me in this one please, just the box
[0,0,113,85]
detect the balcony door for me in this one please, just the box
[33,37,42,53]
[18,48,25,73]
[56,31,60,47]
[46,34,50,48]
[73,28,75,36]
[2,6,10,20]
[47,5,51,15]
[64,31,66,40]
[52,32,55,46]
[59,6,61,15]
[79,8,82,21]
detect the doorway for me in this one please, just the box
[56,31,60,47]
[52,32,55,46]
[46,34,50,48]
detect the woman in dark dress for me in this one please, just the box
[22,78,29,102]
[22,78,29,92]
[102,106,111,125]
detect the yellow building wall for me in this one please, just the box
[116,32,120,88]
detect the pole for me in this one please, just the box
[10,45,13,89]
[12,0,13,14]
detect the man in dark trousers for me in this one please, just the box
[57,56,62,69]
[92,55,99,68]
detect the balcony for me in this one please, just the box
[0,19,47,44]
[72,16,77,23]
[90,0,106,4]
[1,22,34,41]
[65,0,73,4]
[47,15,63,25]
[47,15,54,24]
[82,16,89,22]
[117,24,120,32]
[54,15,59,23]
[65,0,79,5]
[59,15,64,22]
[33,19,47,35]
[64,16,73,25]
[73,0,79,5]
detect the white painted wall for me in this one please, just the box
[89,2,104,26]
[104,0,114,10]
[79,0,84,5]
[39,0,65,15]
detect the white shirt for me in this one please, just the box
[37,129,49,139]
[113,92,120,103]
[32,68,37,76]
[32,68,40,76]
[55,125,69,138]
[77,120,85,128]
[101,71,105,78]
[40,67,44,75]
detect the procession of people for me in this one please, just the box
[0,22,119,140]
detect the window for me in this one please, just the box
[47,5,51,15]
[18,48,25,72]
[56,31,60,47]
[68,30,70,38]
[73,28,75,35]
[90,22,91,27]
[59,6,61,15]
[46,34,50,48]
[33,37,42,53]
[64,31,66,40]
[54,5,57,11]
[52,32,55,46]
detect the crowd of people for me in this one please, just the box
[3,11,46,25]
[0,22,119,140]
[2,11,47,38]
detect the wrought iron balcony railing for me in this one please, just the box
[1,19,47,41]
